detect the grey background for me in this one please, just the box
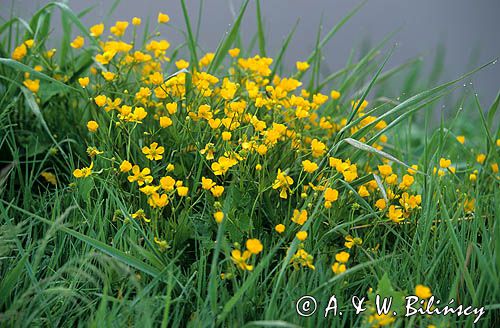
[2,0,499,105]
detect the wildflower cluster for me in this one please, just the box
[11,10,499,317]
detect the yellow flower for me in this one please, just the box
[175,59,189,69]
[132,17,141,25]
[210,185,224,197]
[257,144,268,155]
[255,164,262,171]
[296,231,308,241]
[94,95,107,107]
[385,174,398,185]
[200,143,215,160]
[201,177,216,190]
[158,12,170,24]
[131,209,150,222]
[335,251,350,263]
[378,164,392,177]
[23,79,40,93]
[272,169,294,199]
[102,71,115,81]
[415,284,432,299]
[375,199,386,210]
[476,153,486,164]
[388,205,403,223]
[159,116,173,128]
[70,36,84,49]
[73,162,94,178]
[148,192,169,208]
[166,102,178,114]
[142,142,165,161]
[291,209,308,225]
[275,224,285,233]
[211,156,237,175]
[128,165,153,186]
[290,248,315,270]
[330,89,341,100]
[220,78,238,100]
[228,48,240,57]
[140,185,160,196]
[12,43,27,61]
[45,48,56,59]
[310,139,326,157]
[231,249,253,271]
[491,163,499,173]
[87,120,99,132]
[222,131,232,141]
[439,158,451,168]
[331,262,346,275]
[110,21,129,36]
[89,23,104,37]
[120,160,132,172]
[78,77,90,88]
[154,237,169,251]
[407,164,419,175]
[177,186,189,197]
[40,172,57,186]
[358,185,370,197]
[199,52,214,67]
[456,135,465,144]
[302,160,318,173]
[464,198,475,212]
[344,235,362,249]
[214,211,224,223]
[368,312,395,327]
[399,174,414,189]
[160,176,176,191]
[95,50,116,64]
[324,188,339,202]
[246,239,263,254]
[166,164,175,172]
[296,61,310,71]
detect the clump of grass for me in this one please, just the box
[0,1,499,327]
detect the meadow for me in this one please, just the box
[0,1,499,327]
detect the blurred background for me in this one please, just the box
[2,0,499,105]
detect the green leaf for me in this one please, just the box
[21,86,67,158]
[343,138,425,174]
[207,0,250,73]
[180,0,199,71]
[296,0,367,80]
[0,58,77,91]
[0,254,27,307]
[269,20,298,78]
[255,0,266,56]
[371,273,406,313]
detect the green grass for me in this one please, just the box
[0,1,499,327]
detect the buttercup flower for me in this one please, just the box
[142,142,165,161]
[415,284,432,299]
[70,36,84,49]
[275,224,285,233]
[120,160,132,172]
[73,162,94,178]
[272,169,294,199]
[158,12,170,24]
[231,249,253,271]
[296,231,308,241]
[78,77,90,88]
[87,120,99,132]
[246,239,263,254]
